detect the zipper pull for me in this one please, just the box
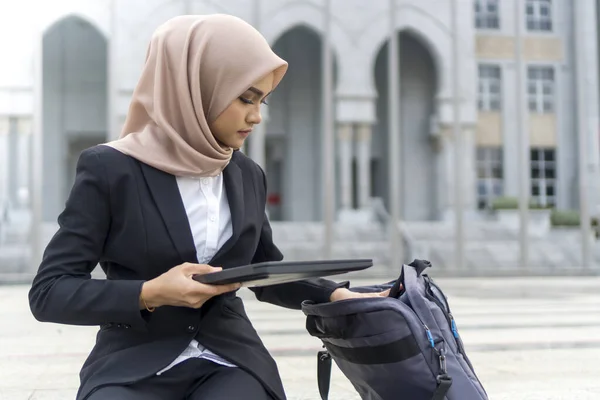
[449,313,459,339]
[424,325,435,348]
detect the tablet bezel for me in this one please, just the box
[192,259,372,287]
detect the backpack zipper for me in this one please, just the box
[424,279,474,369]
[424,325,435,348]
[397,298,437,349]
[424,278,485,390]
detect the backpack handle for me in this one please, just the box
[389,259,431,298]
[409,259,432,276]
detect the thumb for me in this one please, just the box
[188,264,222,276]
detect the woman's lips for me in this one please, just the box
[237,129,252,138]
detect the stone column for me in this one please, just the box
[428,114,446,219]
[439,127,455,221]
[356,123,372,209]
[8,117,19,208]
[580,0,600,216]
[435,135,451,219]
[501,63,520,199]
[0,118,7,204]
[437,93,479,221]
[463,126,477,213]
[336,94,377,222]
[439,125,477,221]
[337,123,354,211]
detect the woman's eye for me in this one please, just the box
[261,99,269,106]
[239,97,253,105]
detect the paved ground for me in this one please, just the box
[1,276,600,399]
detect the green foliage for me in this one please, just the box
[491,197,550,210]
[550,209,580,227]
[491,197,518,210]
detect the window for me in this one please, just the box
[530,147,556,207]
[476,147,503,210]
[526,0,552,32]
[475,0,500,29]
[478,65,502,111]
[527,66,554,113]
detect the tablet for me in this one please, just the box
[192,259,372,287]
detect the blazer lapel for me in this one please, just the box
[210,158,244,263]
[140,163,198,263]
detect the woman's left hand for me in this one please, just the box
[329,287,393,302]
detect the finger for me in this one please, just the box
[356,292,377,299]
[185,263,222,276]
[192,281,240,297]
[213,282,242,294]
[192,300,206,309]
[360,290,390,298]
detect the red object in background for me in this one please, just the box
[267,193,281,206]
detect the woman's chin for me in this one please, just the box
[215,138,236,151]
[230,138,246,150]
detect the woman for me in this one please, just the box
[28,14,387,400]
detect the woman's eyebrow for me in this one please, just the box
[247,87,271,98]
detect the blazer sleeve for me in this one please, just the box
[28,147,148,332]
[249,168,349,310]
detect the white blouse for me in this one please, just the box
[157,173,237,375]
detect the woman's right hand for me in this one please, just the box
[139,263,241,310]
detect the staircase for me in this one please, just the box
[398,221,600,275]
[270,222,390,266]
[271,219,600,277]
[2,206,600,279]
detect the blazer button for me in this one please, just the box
[117,324,123,328]
[187,325,196,333]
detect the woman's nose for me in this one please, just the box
[247,108,262,125]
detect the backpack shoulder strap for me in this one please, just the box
[431,374,453,400]
[317,350,332,400]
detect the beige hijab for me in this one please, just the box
[105,14,288,177]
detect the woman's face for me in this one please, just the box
[209,72,274,149]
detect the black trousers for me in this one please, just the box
[86,358,272,400]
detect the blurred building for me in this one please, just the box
[0,0,599,260]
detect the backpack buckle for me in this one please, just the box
[436,373,452,385]
[318,349,331,362]
[438,353,447,375]
[434,346,448,375]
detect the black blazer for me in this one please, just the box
[28,145,345,400]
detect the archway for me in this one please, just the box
[266,26,324,221]
[42,16,108,222]
[373,31,439,221]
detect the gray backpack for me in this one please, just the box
[301,260,488,400]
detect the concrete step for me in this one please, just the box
[2,219,600,279]
[270,222,387,242]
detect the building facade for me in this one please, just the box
[0,0,599,233]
